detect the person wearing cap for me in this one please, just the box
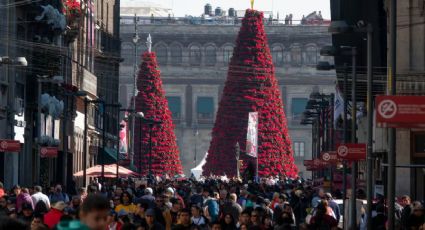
[44,201,66,228]
[139,187,156,209]
[146,208,165,230]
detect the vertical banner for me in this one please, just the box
[119,120,129,160]
[246,112,258,158]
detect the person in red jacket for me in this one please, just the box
[44,201,65,228]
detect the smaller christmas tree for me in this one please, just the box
[134,46,183,176]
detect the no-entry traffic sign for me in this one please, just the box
[336,143,366,161]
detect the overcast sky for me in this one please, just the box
[148,0,330,21]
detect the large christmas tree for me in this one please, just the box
[134,52,183,176]
[202,9,298,178]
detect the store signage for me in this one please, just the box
[376,96,425,128]
[336,143,366,161]
[40,147,58,158]
[320,151,338,164]
[0,139,21,152]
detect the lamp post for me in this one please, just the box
[130,14,140,168]
[60,90,87,188]
[328,21,374,229]
[82,98,103,186]
[101,103,121,183]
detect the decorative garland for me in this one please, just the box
[134,52,183,176]
[202,9,298,178]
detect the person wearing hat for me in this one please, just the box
[44,201,66,228]
[139,187,156,209]
[146,208,165,230]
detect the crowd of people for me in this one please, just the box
[0,177,423,230]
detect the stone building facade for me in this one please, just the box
[119,15,336,177]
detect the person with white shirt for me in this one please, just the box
[31,186,50,209]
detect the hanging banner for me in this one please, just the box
[246,112,258,158]
[119,120,129,160]
[320,151,338,164]
[0,139,21,152]
[40,147,58,158]
[376,96,425,128]
[336,143,366,161]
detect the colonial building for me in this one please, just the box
[0,0,121,188]
[119,3,336,177]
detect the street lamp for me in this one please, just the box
[129,15,140,169]
[60,89,87,188]
[134,112,144,176]
[82,98,103,186]
[327,20,374,230]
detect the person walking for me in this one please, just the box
[31,186,50,210]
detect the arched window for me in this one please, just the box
[305,45,318,65]
[155,44,168,65]
[190,45,201,66]
[283,49,291,65]
[121,43,134,65]
[205,45,217,66]
[223,46,233,65]
[272,46,283,66]
[291,45,302,66]
[170,43,182,65]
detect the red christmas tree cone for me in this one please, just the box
[202,9,298,178]
[134,52,183,176]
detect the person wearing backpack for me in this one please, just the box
[31,186,50,210]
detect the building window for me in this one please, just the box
[305,46,318,65]
[413,133,425,157]
[223,46,233,65]
[155,44,168,65]
[190,45,201,66]
[197,97,214,123]
[205,45,217,66]
[121,43,133,65]
[166,96,181,120]
[170,44,182,65]
[294,142,305,157]
[272,46,283,66]
[291,98,309,120]
[291,45,302,66]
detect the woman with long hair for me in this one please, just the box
[308,200,337,230]
[220,213,236,230]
